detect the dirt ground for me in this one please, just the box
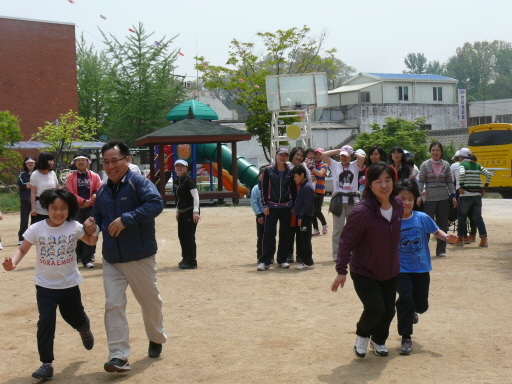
[0,199,511,384]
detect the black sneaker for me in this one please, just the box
[79,329,94,350]
[32,363,53,380]
[179,263,197,269]
[148,341,162,358]
[104,358,130,373]
[400,339,412,355]
[178,259,185,266]
[286,255,294,263]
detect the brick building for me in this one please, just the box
[0,16,77,144]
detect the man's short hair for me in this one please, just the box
[102,140,130,157]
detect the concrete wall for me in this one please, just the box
[311,128,356,150]
[0,17,78,140]
[346,104,460,133]
[468,98,512,121]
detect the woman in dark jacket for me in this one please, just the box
[389,146,410,181]
[331,161,404,359]
[17,156,36,244]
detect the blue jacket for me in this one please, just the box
[293,179,314,219]
[250,183,264,218]
[93,170,164,264]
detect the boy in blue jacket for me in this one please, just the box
[250,167,266,262]
[291,164,315,270]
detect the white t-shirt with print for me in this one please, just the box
[23,220,85,289]
[330,160,361,204]
[30,170,59,214]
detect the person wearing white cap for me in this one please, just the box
[174,159,200,269]
[66,152,103,268]
[455,148,492,248]
[321,145,366,261]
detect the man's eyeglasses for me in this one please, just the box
[102,156,127,166]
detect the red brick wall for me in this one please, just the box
[0,17,78,141]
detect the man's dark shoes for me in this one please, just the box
[179,262,197,269]
[178,259,185,266]
[148,341,162,358]
[79,329,94,350]
[104,358,130,373]
[32,363,53,380]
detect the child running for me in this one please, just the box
[395,180,456,355]
[291,164,315,270]
[2,188,98,380]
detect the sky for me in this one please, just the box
[2,0,512,82]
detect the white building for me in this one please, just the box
[321,73,461,132]
[468,98,512,126]
[188,90,238,120]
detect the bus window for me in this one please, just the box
[468,130,512,146]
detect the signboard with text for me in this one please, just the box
[458,89,467,128]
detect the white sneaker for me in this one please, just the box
[85,262,94,269]
[312,229,321,236]
[276,262,290,269]
[257,263,270,271]
[354,336,370,358]
[322,224,329,234]
[297,263,314,270]
[370,339,389,356]
[0,242,3,250]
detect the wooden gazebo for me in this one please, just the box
[135,114,252,203]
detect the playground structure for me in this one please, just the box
[135,111,256,204]
[265,73,329,162]
[159,143,256,197]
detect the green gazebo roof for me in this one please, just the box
[166,99,218,121]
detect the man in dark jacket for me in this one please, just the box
[88,140,166,374]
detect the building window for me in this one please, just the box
[469,116,492,126]
[360,91,370,103]
[421,124,432,130]
[495,114,512,123]
[398,86,409,101]
[433,87,443,101]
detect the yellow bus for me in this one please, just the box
[467,123,512,199]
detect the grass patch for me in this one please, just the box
[0,192,20,212]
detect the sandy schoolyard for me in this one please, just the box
[0,199,511,383]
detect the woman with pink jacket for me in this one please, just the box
[66,153,102,268]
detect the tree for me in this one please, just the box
[195,26,354,162]
[76,34,111,134]
[404,53,428,74]
[33,110,100,174]
[0,111,23,185]
[100,23,185,146]
[355,117,429,164]
[445,40,512,99]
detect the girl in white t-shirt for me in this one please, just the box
[2,188,98,381]
[30,152,60,224]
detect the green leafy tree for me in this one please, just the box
[33,110,100,174]
[355,117,429,164]
[76,34,111,133]
[0,111,23,185]
[195,26,354,162]
[445,40,512,100]
[404,53,428,74]
[100,23,185,146]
